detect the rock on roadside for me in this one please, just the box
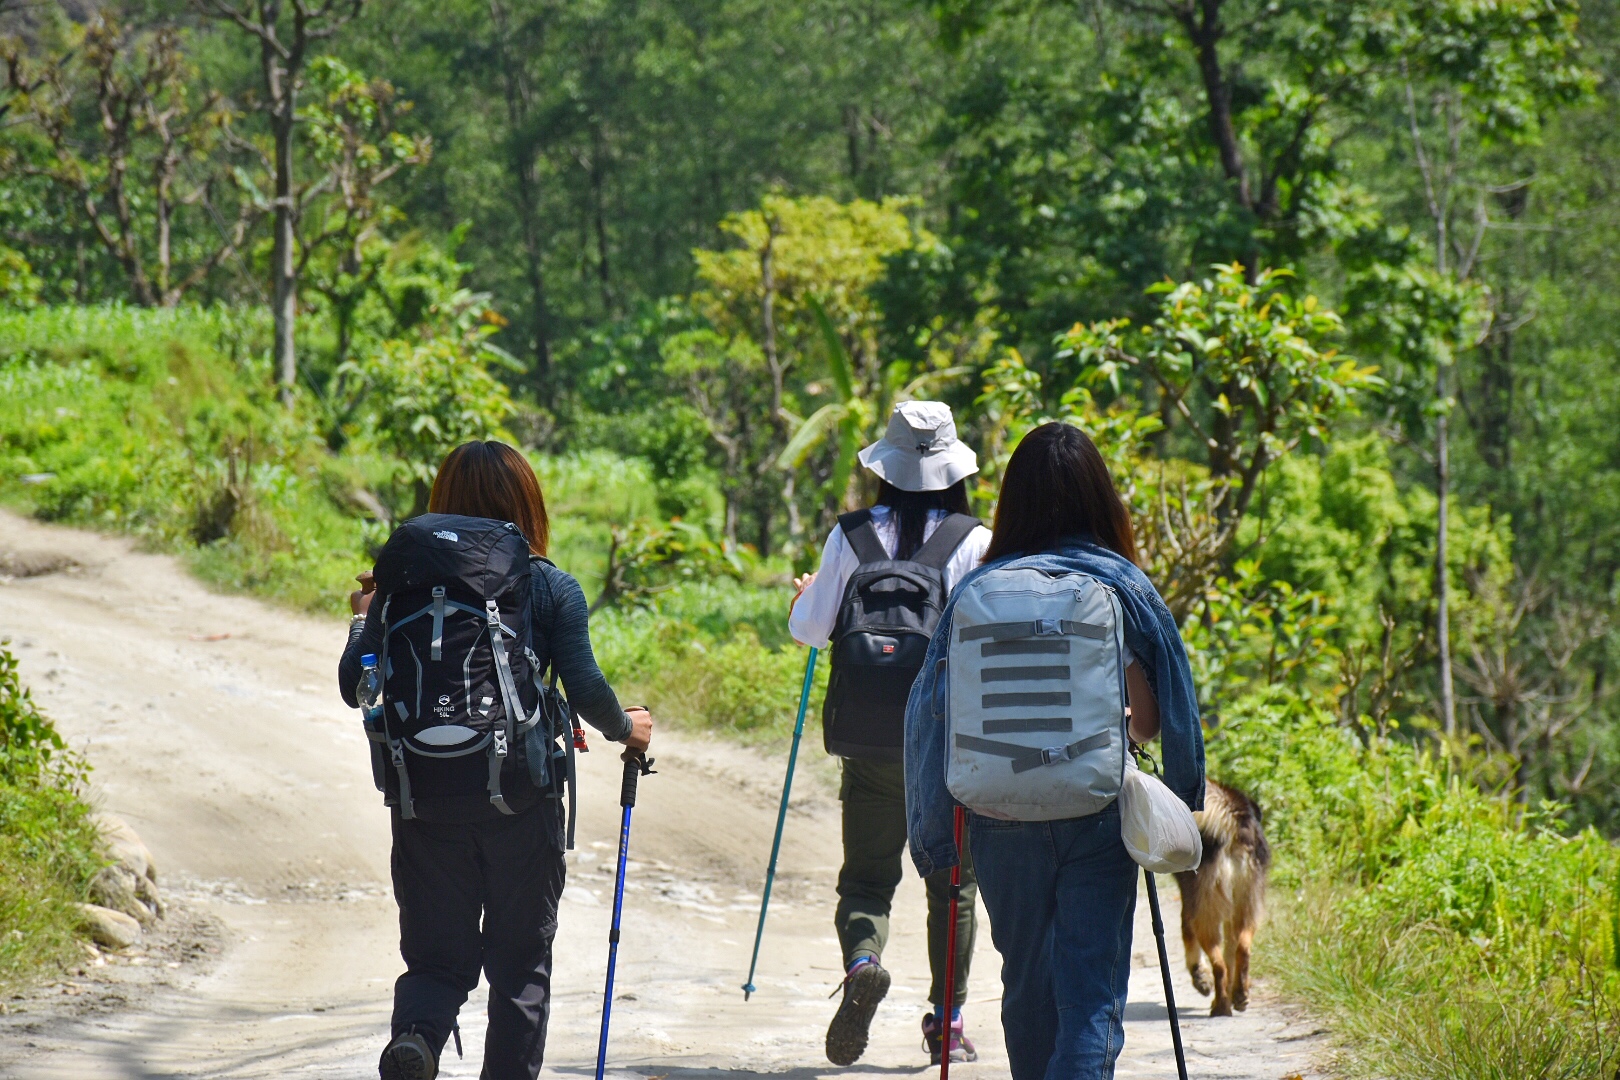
[89,814,164,928]
[77,904,141,950]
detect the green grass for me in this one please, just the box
[1208,690,1620,1079]
[0,304,376,613]
[1,641,104,991]
[591,579,828,744]
[0,774,103,989]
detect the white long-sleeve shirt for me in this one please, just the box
[788,506,993,649]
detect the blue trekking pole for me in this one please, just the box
[596,750,655,1080]
[742,646,819,1000]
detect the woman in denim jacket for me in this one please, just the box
[903,422,1204,1079]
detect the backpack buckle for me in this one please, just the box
[1036,618,1061,636]
[1039,745,1067,765]
[493,731,509,757]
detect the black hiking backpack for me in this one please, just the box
[822,509,981,761]
[368,513,573,829]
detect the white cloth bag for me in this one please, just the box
[1118,755,1203,873]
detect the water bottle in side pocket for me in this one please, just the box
[357,653,388,792]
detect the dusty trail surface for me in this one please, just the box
[0,510,1328,1079]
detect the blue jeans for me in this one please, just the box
[969,805,1137,1080]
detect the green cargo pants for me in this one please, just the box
[835,757,975,1008]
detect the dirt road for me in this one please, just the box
[0,510,1328,1079]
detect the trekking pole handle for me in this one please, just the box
[620,753,656,808]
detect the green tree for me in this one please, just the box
[3,16,263,306]
[193,0,369,402]
[680,193,937,551]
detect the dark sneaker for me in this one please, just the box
[379,1030,437,1080]
[922,1011,978,1065]
[825,961,891,1066]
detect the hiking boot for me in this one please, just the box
[922,1010,978,1065]
[825,960,891,1066]
[378,1030,437,1080]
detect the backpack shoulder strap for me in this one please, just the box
[912,513,981,570]
[837,510,889,565]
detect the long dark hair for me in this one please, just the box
[427,441,551,556]
[874,479,972,560]
[982,423,1136,564]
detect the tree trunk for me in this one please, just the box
[1182,0,1251,212]
[760,218,783,428]
[264,27,298,406]
[1436,361,1457,738]
[489,0,551,384]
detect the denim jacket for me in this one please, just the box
[904,538,1205,878]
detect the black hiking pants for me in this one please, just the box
[836,758,976,1008]
[390,799,565,1080]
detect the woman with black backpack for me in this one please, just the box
[788,401,991,1068]
[339,440,653,1080]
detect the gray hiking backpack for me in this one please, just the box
[944,565,1129,820]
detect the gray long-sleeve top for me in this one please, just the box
[339,557,633,742]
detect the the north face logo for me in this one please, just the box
[433,530,459,542]
[882,644,896,654]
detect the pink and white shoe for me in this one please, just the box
[922,1010,978,1065]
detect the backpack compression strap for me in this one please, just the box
[911,513,980,570]
[956,730,1112,774]
[377,595,415,821]
[527,652,579,852]
[485,599,523,816]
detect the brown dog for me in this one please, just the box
[1173,779,1270,1016]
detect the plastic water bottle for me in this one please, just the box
[357,653,384,734]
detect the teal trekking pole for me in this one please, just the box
[742,646,818,1000]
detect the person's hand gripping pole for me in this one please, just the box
[594,744,655,1080]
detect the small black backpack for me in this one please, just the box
[369,514,571,824]
[822,509,980,761]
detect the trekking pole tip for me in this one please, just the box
[741,983,755,1000]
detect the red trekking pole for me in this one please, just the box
[940,804,966,1080]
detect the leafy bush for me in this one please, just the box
[336,295,518,517]
[592,582,825,743]
[0,642,103,990]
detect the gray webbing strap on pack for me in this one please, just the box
[391,737,415,820]
[430,586,447,661]
[959,619,1109,643]
[485,599,522,816]
[982,717,1073,734]
[955,730,1111,774]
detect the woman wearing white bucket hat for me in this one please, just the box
[789,400,992,1068]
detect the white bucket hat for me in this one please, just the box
[857,401,979,493]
